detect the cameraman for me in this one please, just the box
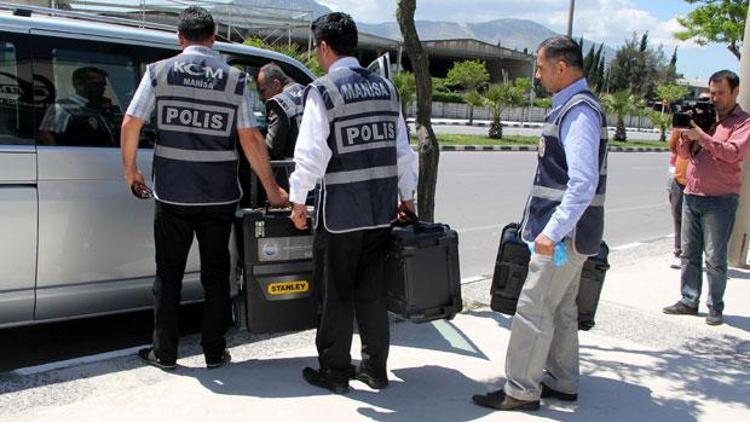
[663,70,750,325]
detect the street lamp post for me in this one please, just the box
[727,5,750,267]
[567,0,576,37]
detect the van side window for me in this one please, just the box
[0,40,33,145]
[232,64,266,130]
[36,45,135,148]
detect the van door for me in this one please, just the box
[0,32,37,327]
[31,34,204,321]
[367,53,392,80]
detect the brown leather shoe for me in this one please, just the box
[472,389,540,411]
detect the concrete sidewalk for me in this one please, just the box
[2,242,749,421]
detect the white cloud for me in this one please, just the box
[317,0,696,50]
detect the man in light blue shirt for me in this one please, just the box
[474,35,608,412]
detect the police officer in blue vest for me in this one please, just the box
[288,13,418,394]
[473,36,608,411]
[240,62,305,206]
[256,62,305,160]
[120,6,288,370]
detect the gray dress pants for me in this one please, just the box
[504,240,587,401]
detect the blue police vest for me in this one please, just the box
[150,48,245,205]
[308,66,401,233]
[270,82,305,131]
[268,82,305,158]
[521,89,608,256]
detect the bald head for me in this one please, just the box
[256,63,292,101]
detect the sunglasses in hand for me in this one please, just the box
[130,182,153,200]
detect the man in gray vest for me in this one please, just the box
[473,36,608,411]
[120,6,288,370]
[288,12,417,394]
[256,62,305,160]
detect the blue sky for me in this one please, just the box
[319,0,742,82]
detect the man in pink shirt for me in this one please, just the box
[663,70,750,325]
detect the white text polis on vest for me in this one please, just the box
[164,62,229,131]
[339,80,396,147]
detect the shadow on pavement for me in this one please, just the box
[580,334,750,416]
[388,315,492,361]
[723,314,750,331]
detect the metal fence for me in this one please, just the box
[408,102,655,129]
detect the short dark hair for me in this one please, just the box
[178,6,215,42]
[259,63,291,85]
[537,35,584,70]
[311,12,357,56]
[72,67,108,86]
[709,69,740,90]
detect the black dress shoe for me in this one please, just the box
[137,348,176,371]
[352,367,389,389]
[303,367,350,394]
[663,301,698,315]
[472,389,540,411]
[541,383,578,401]
[206,350,231,369]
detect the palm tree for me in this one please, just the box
[482,83,523,139]
[393,72,417,120]
[464,90,484,125]
[602,90,637,142]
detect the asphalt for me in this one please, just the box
[2,238,749,421]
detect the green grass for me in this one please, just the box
[410,133,668,149]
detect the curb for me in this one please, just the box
[412,145,669,153]
[410,119,661,134]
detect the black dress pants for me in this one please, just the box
[314,226,391,379]
[152,201,236,363]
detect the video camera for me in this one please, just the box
[672,98,716,131]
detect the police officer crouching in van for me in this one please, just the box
[256,62,304,160]
[242,62,305,205]
[120,6,288,370]
[288,13,418,394]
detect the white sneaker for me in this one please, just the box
[670,257,681,269]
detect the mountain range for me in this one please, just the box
[228,0,615,60]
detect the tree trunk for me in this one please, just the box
[397,0,439,222]
[468,105,474,125]
[615,116,627,142]
[729,42,742,61]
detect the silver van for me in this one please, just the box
[0,6,322,328]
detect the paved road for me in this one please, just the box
[433,151,672,279]
[424,123,663,141]
[0,151,672,371]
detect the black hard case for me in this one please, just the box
[384,222,462,322]
[489,222,610,331]
[235,208,317,334]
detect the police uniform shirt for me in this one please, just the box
[39,94,122,145]
[126,45,256,130]
[288,57,417,205]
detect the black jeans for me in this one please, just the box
[314,226,391,380]
[152,201,236,363]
